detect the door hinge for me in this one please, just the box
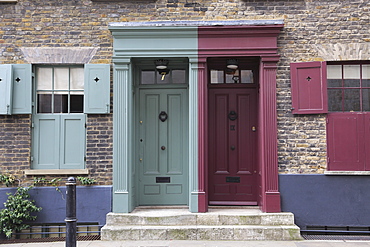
[30,156,34,162]
[31,122,34,128]
[84,156,86,161]
[85,123,87,128]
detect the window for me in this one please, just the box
[210,69,254,84]
[290,61,370,171]
[140,69,186,85]
[327,63,370,112]
[31,64,110,171]
[36,67,84,114]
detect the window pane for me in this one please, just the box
[70,95,84,113]
[70,68,84,90]
[37,94,52,113]
[141,71,155,84]
[363,65,370,87]
[210,70,223,84]
[327,65,342,79]
[226,70,239,83]
[344,89,360,111]
[54,94,68,113]
[328,79,342,88]
[172,70,186,84]
[157,71,170,84]
[241,70,253,84]
[344,65,360,87]
[37,68,53,90]
[54,68,69,90]
[328,89,342,112]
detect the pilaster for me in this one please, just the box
[189,57,200,213]
[112,58,133,213]
[197,57,207,213]
[259,55,281,213]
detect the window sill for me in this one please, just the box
[324,171,370,175]
[25,169,89,176]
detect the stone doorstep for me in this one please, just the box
[101,225,302,241]
[105,210,296,226]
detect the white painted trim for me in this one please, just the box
[0,0,17,2]
[25,169,89,175]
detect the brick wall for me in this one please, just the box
[0,0,369,185]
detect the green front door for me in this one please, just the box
[138,88,188,205]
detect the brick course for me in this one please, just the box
[0,0,369,185]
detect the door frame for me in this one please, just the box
[206,58,260,205]
[110,21,283,213]
[197,24,284,213]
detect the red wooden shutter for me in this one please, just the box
[290,61,328,114]
[327,113,365,171]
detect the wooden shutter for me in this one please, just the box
[0,65,13,115]
[32,114,86,169]
[84,64,111,114]
[364,113,370,171]
[290,61,328,114]
[327,113,365,171]
[60,114,86,169]
[32,115,61,169]
[12,64,32,114]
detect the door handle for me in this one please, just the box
[230,145,235,151]
[161,146,166,150]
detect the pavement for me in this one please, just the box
[2,240,370,247]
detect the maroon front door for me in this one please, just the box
[208,88,258,205]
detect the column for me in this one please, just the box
[259,55,281,213]
[112,58,133,213]
[197,58,207,212]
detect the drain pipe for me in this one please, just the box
[65,177,77,247]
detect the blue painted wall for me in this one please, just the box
[0,186,112,226]
[3,177,370,230]
[279,174,370,229]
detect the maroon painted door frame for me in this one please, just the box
[197,24,284,213]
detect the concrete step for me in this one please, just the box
[101,207,302,241]
[101,225,302,241]
[105,208,296,226]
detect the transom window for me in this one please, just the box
[328,63,370,112]
[36,66,84,114]
[210,69,254,84]
[140,69,186,85]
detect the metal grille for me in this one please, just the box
[302,225,370,240]
[0,223,101,243]
[303,235,370,241]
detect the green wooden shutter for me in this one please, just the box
[84,64,111,114]
[60,114,86,169]
[0,65,13,115]
[12,64,32,114]
[32,115,61,169]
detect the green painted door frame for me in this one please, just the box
[110,24,199,213]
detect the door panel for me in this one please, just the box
[209,88,258,205]
[139,89,188,205]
